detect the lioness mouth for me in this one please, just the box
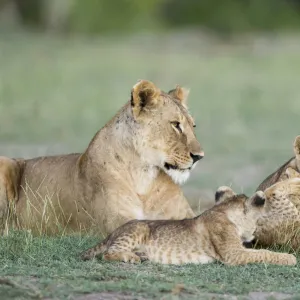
[164,163,191,171]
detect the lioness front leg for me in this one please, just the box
[222,248,296,266]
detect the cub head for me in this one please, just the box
[214,186,266,243]
[130,80,204,184]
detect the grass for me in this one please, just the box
[0,232,300,300]
[1,29,300,299]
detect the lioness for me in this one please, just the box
[0,80,204,236]
[80,185,296,266]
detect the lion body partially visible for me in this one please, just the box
[252,136,300,248]
[0,80,203,236]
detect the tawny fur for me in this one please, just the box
[252,136,300,248]
[0,80,204,235]
[81,187,296,266]
[256,135,300,191]
[219,171,300,249]
[255,169,300,248]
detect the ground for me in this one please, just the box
[1,232,299,299]
[1,29,300,299]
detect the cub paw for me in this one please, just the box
[135,251,149,262]
[282,254,297,266]
[123,253,141,264]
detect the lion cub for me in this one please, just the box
[81,187,296,266]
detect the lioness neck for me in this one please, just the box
[83,103,159,194]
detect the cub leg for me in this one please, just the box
[222,248,296,266]
[81,220,150,264]
[0,157,24,234]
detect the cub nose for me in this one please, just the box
[190,151,204,164]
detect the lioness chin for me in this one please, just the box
[0,80,204,236]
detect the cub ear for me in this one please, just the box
[168,85,189,107]
[215,186,236,203]
[286,167,300,179]
[251,191,265,207]
[131,80,161,118]
[293,135,300,170]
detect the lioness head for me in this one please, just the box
[214,186,266,243]
[130,80,204,184]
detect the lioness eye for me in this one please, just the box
[171,121,182,133]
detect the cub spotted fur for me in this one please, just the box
[0,80,203,235]
[81,187,296,266]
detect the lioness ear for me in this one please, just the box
[251,191,265,207]
[215,186,236,203]
[293,135,300,170]
[168,85,189,107]
[131,80,161,118]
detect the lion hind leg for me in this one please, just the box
[81,221,149,263]
[103,224,149,263]
[81,220,149,263]
[103,251,141,264]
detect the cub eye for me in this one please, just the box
[193,124,196,128]
[171,121,182,133]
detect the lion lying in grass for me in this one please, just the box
[0,80,204,236]
[81,183,298,266]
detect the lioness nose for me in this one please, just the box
[190,151,204,163]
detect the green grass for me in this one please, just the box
[1,30,300,299]
[0,232,299,300]
[1,30,300,202]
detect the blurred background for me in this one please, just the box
[0,0,300,211]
